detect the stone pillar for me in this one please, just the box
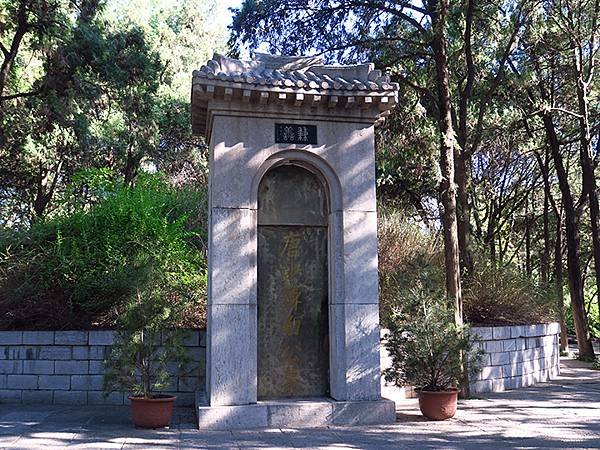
[192,52,399,429]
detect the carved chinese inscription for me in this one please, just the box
[257,164,329,399]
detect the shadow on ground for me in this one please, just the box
[0,357,598,449]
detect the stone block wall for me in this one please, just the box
[0,330,206,406]
[470,323,560,394]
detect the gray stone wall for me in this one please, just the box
[0,330,206,406]
[470,323,560,394]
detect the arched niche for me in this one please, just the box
[256,164,330,399]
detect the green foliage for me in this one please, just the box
[0,172,207,329]
[592,358,600,371]
[1,0,224,225]
[383,290,485,391]
[463,266,558,326]
[102,288,194,398]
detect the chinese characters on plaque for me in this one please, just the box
[275,123,318,145]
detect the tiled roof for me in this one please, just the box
[191,53,399,135]
[192,53,399,93]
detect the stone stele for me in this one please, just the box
[191,52,398,429]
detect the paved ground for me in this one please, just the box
[0,357,599,449]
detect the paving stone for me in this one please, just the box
[87,391,124,405]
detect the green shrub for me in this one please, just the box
[463,266,558,326]
[103,287,194,398]
[377,205,557,327]
[377,206,443,327]
[383,289,484,391]
[0,172,207,329]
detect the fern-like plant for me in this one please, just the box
[103,288,192,398]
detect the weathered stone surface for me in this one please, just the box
[88,361,106,375]
[0,360,24,374]
[88,331,115,346]
[54,331,88,345]
[0,389,22,402]
[22,331,54,345]
[471,327,493,340]
[267,400,333,427]
[469,323,560,394]
[23,360,54,375]
[209,207,257,306]
[196,402,268,430]
[257,208,329,399]
[492,326,511,340]
[343,304,381,401]
[72,345,105,360]
[39,346,71,360]
[341,211,378,305]
[0,332,22,345]
[331,399,396,425]
[38,375,70,390]
[8,374,37,389]
[207,304,257,406]
[71,375,103,391]
[22,390,53,404]
[55,360,88,375]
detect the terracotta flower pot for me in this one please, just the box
[417,388,459,420]
[129,394,176,428]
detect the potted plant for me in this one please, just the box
[103,289,192,428]
[383,292,484,420]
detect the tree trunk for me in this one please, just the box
[554,206,569,352]
[455,0,476,276]
[431,0,463,326]
[542,175,550,284]
[543,111,595,358]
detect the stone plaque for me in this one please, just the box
[257,165,329,399]
[275,123,318,145]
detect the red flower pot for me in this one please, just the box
[129,395,176,428]
[417,388,459,420]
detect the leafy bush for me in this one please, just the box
[383,290,484,391]
[0,172,207,329]
[463,266,558,326]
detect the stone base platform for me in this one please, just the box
[195,393,396,430]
